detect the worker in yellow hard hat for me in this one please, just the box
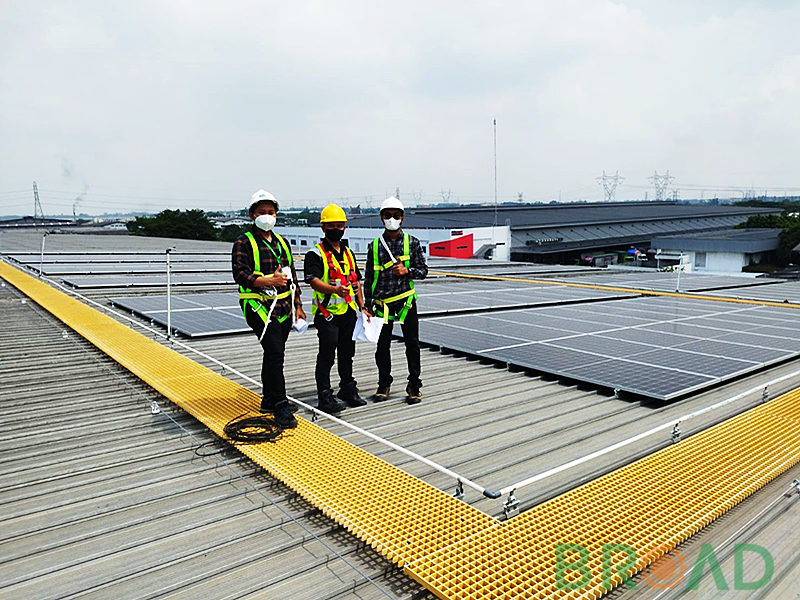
[304,203,367,413]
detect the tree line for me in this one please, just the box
[127,209,321,243]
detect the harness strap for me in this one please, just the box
[374,288,417,324]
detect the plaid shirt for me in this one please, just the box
[364,230,427,306]
[231,228,301,318]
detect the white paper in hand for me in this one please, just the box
[352,312,383,343]
[292,318,308,334]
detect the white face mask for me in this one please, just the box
[254,214,276,232]
[383,217,402,231]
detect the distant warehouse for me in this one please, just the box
[343,201,781,263]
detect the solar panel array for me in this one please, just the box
[27,261,231,275]
[548,271,782,292]
[110,293,250,337]
[65,274,234,288]
[110,279,633,337]
[418,296,800,400]
[417,280,630,313]
[696,280,800,304]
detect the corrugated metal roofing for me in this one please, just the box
[345,202,780,230]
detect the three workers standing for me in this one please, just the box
[232,190,428,421]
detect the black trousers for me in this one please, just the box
[314,309,357,393]
[244,305,291,409]
[375,301,421,389]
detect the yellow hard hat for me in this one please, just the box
[320,204,347,223]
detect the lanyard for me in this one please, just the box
[260,234,284,264]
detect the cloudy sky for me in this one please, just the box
[1,1,799,216]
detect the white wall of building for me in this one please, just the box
[676,250,746,273]
[280,225,511,260]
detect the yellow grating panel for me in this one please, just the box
[0,262,495,566]
[4,260,800,600]
[404,390,800,599]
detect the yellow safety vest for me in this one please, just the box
[311,242,358,317]
[239,231,293,324]
[370,232,417,324]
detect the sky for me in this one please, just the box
[1,1,799,216]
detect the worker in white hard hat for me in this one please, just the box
[231,189,306,428]
[304,203,367,413]
[363,197,428,404]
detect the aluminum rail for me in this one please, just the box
[21,263,499,500]
[497,367,800,497]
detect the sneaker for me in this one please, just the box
[373,384,391,402]
[338,382,366,407]
[406,384,422,405]
[273,403,297,429]
[317,389,346,414]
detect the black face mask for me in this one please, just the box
[324,229,344,242]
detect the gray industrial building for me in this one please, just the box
[346,201,781,264]
[651,228,781,273]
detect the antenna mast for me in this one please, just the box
[493,118,498,226]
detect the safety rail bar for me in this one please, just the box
[497,367,800,497]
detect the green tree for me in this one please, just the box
[128,209,218,240]
[218,224,247,242]
[735,212,800,266]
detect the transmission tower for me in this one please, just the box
[32,181,44,227]
[596,171,624,202]
[648,170,675,201]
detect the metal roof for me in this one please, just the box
[652,228,781,254]
[346,202,781,230]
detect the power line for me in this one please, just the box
[595,171,625,202]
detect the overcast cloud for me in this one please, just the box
[1,1,799,216]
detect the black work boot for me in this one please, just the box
[405,383,422,405]
[272,402,297,429]
[317,388,346,414]
[338,381,366,407]
[373,384,390,402]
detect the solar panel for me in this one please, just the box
[548,271,784,292]
[696,281,800,304]
[29,262,232,275]
[418,296,800,400]
[63,274,234,288]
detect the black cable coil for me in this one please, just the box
[223,412,285,444]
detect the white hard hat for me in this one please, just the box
[380,196,404,213]
[249,189,279,212]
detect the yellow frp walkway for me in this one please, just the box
[4,260,800,600]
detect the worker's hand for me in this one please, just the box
[295,306,307,321]
[333,284,350,297]
[362,308,373,320]
[391,263,409,276]
[271,267,289,287]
